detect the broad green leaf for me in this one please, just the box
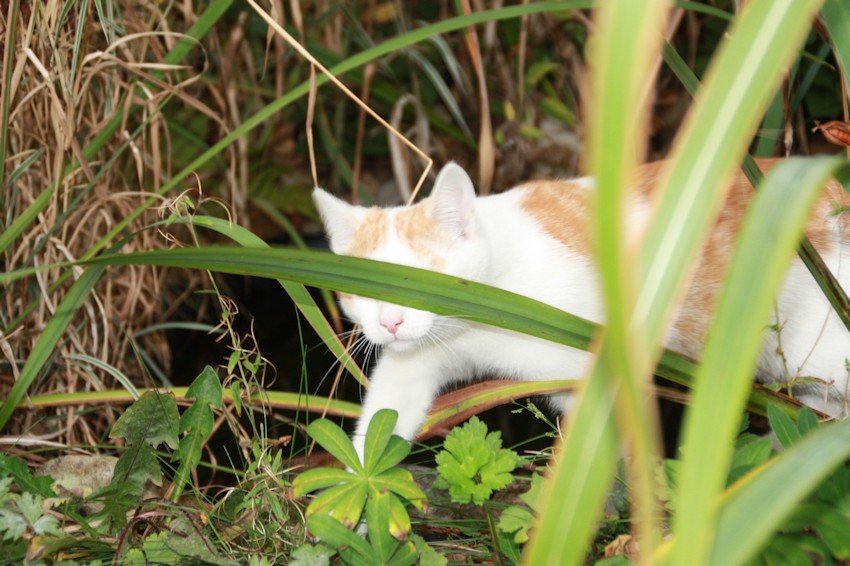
[363,409,399,475]
[768,404,801,449]
[184,365,223,408]
[365,492,395,561]
[110,443,162,494]
[306,419,363,473]
[385,494,413,541]
[815,510,850,558]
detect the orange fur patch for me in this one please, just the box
[394,204,448,269]
[519,179,593,255]
[520,158,850,356]
[346,209,389,257]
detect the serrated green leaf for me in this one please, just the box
[435,417,520,505]
[110,391,179,449]
[16,492,42,525]
[292,468,355,496]
[307,419,363,473]
[363,409,398,475]
[411,534,448,566]
[0,508,27,540]
[0,454,55,498]
[289,542,335,566]
[768,403,801,449]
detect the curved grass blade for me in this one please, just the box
[526,1,672,562]
[669,157,843,564]
[16,387,360,418]
[0,266,105,429]
[189,215,367,386]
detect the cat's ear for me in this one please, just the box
[427,162,476,239]
[313,188,362,253]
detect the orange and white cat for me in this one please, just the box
[314,159,850,456]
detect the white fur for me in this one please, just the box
[314,163,850,459]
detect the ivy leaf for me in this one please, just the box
[0,454,55,498]
[435,417,520,505]
[110,391,179,449]
[498,505,535,544]
[173,366,223,500]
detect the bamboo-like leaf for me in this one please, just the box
[291,468,355,496]
[370,467,427,511]
[307,513,373,559]
[371,436,411,476]
[669,157,842,564]
[306,419,363,473]
[363,409,399,474]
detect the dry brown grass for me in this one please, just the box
[0,1,223,446]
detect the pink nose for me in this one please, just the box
[380,315,403,335]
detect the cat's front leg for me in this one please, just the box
[352,350,449,462]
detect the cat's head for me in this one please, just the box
[313,162,489,352]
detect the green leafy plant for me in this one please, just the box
[497,473,545,545]
[0,475,61,560]
[172,365,223,501]
[434,416,521,505]
[305,492,418,566]
[292,409,426,539]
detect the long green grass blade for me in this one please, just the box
[822,0,850,83]
[669,157,842,564]
[710,419,850,566]
[0,266,106,429]
[18,387,360,419]
[189,215,367,386]
[82,246,597,350]
[0,0,18,203]
[637,0,822,339]
[592,0,671,557]
[663,39,850,336]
